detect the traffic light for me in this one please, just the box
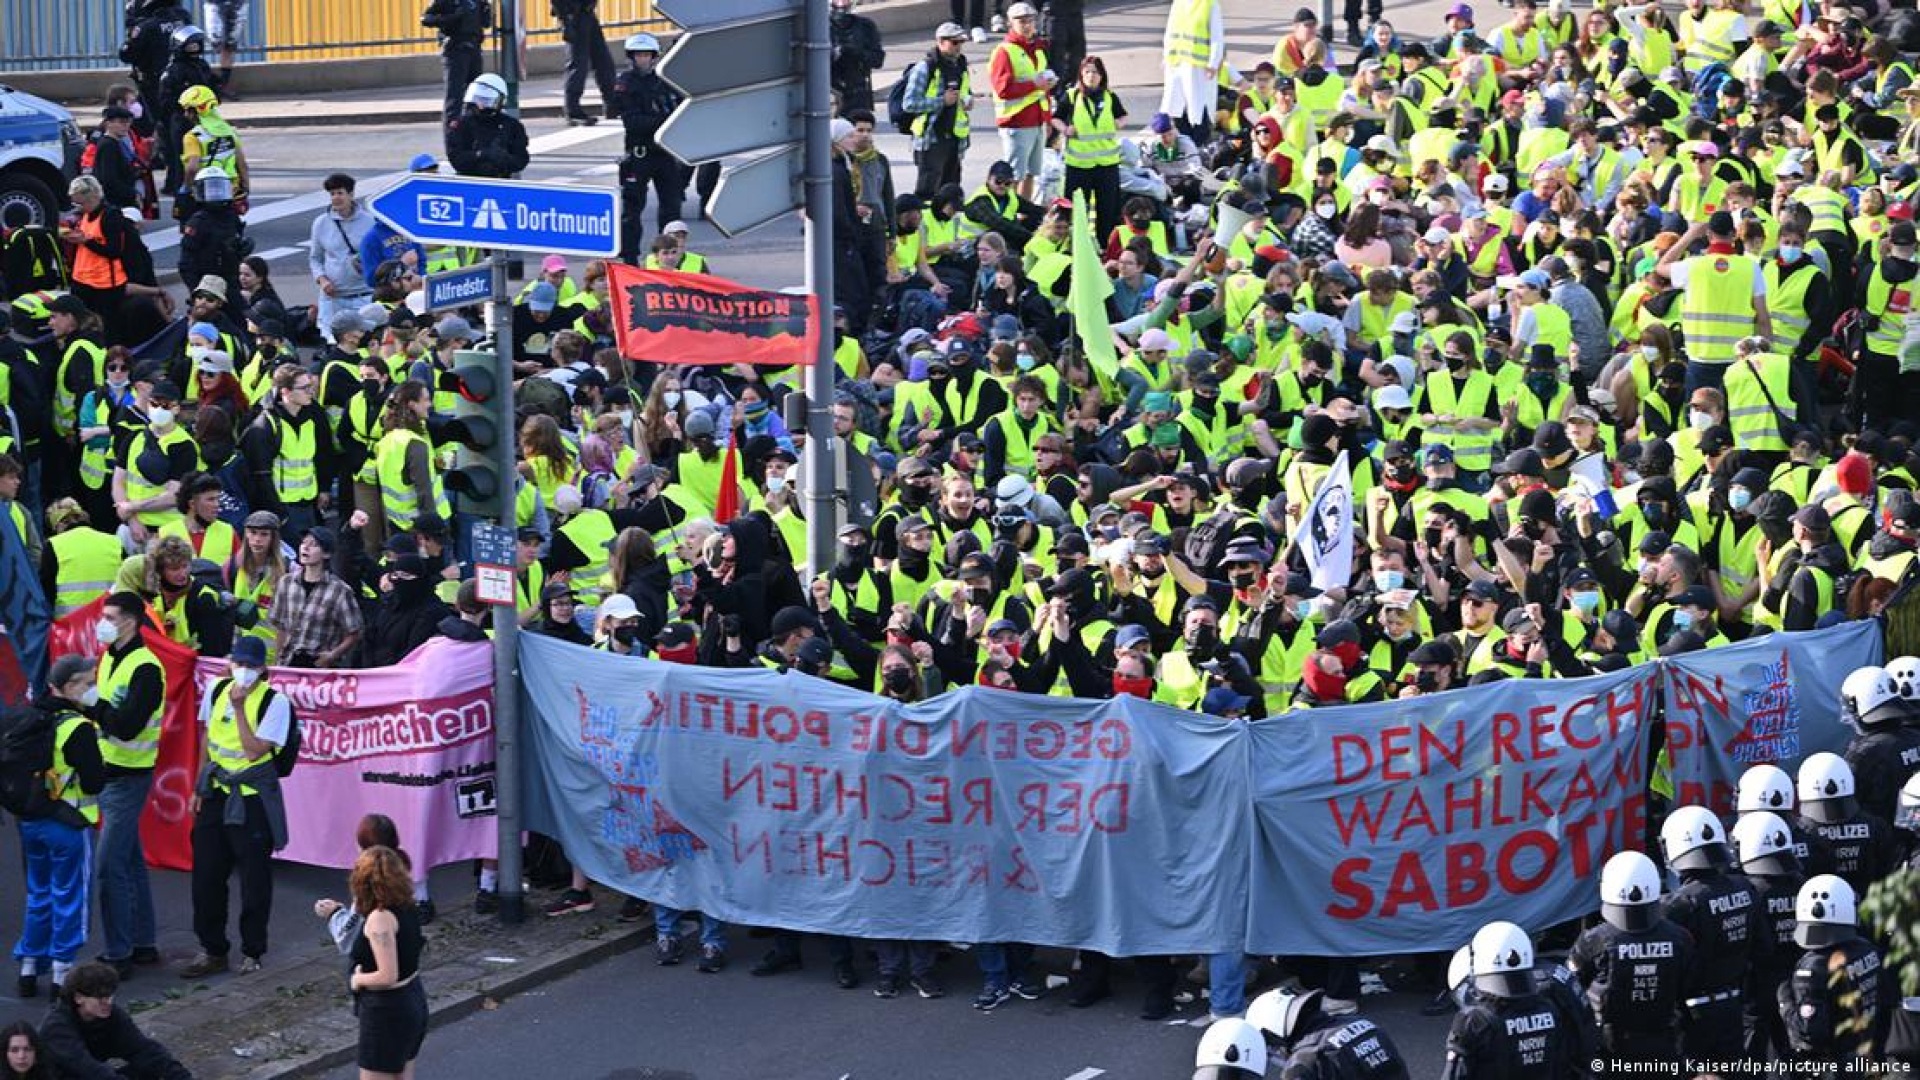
[439,349,506,519]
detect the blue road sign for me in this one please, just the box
[366,174,619,258]
[425,264,495,312]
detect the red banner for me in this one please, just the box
[607,263,818,368]
[53,596,200,871]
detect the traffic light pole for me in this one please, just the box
[802,0,836,582]
[488,247,525,925]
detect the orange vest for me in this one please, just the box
[71,211,123,289]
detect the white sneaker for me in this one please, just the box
[970,26,989,43]
[1322,997,1360,1016]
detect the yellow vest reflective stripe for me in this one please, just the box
[1765,260,1819,348]
[1423,371,1498,472]
[1865,264,1916,356]
[272,413,320,503]
[1529,302,1573,354]
[1685,9,1740,66]
[1356,292,1412,348]
[957,185,1017,242]
[1296,74,1346,133]
[1680,253,1758,364]
[1166,0,1216,68]
[97,646,164,769]
[991,411,1051,476]
[159,517,237,569]
[911,64,973,142]
[1723,354,1793,453]
[125,426,198,527]
[1792,186,1848,236]
[375,428,450,531]
[558,511,616,603]
[231,563,278,662]
[186,112,241,179]
[1063,90,1120,168]
[51,527,124,618]
[992,41,1050,121]
[50,712,99,825]
[1153,648,1207,709]
[1497,22,1544,65]
[205,679,276,797]
[54,338,107,436]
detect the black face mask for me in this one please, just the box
[1229,569,1259,589]
[970,585,994,605]
[1444,354,1467,372]
[898,547,930,572]
[836,543,868,573]
[1641,504,1670,530]
[1388,463,1417,483]
[1423,526,1444,548]
[1415,669,1441,692]
[613,624,640,646]
[882,666,914,692]
[1186,625,1218,653]
[900,484,933,508]
[361,377,383,394]
[1299,370,1323,387]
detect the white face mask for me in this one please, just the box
[79,685,101,707]
[94,618,118,645]
[1688,408,1713,431]
[1640,345,1660,361]
[232,666,261,688]
[615,408,634,428]
[1315,202,1337,218]
[1367,189,1389,205]
[663,390,682,409]
[767,474,788,492]
[149,406,175,429]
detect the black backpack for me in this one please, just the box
[885,61,924,136]
[0,705,58,820]
[1183,508,1240,578]
[4,228,68,294]
[209,678,302,778]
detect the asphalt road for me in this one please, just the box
[322,941,1460,1080]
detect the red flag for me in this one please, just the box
[713,422,740,525]
[52,596,199,870]
[606,263,818,368]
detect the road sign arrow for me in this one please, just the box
[655,0,800,31]
[656,79,803,166]
[366,174,619,258]
[658,15,800,98]
[705,144,802,237]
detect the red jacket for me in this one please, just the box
[989,33,1051,129]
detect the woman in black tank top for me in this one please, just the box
[347,846,429,1078]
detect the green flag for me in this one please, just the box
[1068,190,1118,381]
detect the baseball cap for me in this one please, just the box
[1114,624,1152,650]
[527,282,558,312]
[1464,579,1503,602]
[936,20,968,38]
[408,152,439,171]
[435,315,474,341]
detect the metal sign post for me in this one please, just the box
[487,247,524,925]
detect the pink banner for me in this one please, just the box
[195,637,499,870]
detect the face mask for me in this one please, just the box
[1444,353,1467,372]
[1229,569,1259,589]
[1015,352,1036,371]
[663,390,681,409]
[882,667,914,692]
[1423,526,1444,549]
[1293,598,1315,621]
[1778,244,1801,261]
[900,484,932,508]
[1729,487,1753,512]
[1112,675,1154,698]
[1367,189,1389,205]
[1315,202,1337,218]
[767,474,788,492]
[1641,505,1669,530]
[1186,625,1218,652]
[657,643,698,664]
[232,666,261,688]
[94,618,118,645]
[1640,345,1661,362]
[1373,569,1405,592]
[613,624,641,646]
[1688,409,1713,431]
[149,406,175,428]
[1671,609,1695,629]
[1526,373,1557,396]
[108,376,129,392]
[80,685,101,707]
[1414,669,1441,692]
[1570,590,1601,613]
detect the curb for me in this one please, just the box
[244,919,651,1080]
[230,102,571,131]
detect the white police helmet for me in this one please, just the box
[1246,988,1320,1050]
[1468,921,1535,998]
[1897,769,1920,835]
[464,73,509,110]
[1732,810,1799,876]
[192,167,232,205]
[1796,752,1856,824]
[1736,763,1795,815]
[1599,850,1662,932]
[1884,655,1920,701]
[1794,874,1857,949]
[1841,664,1907,730]
[1445,944,1474,1008]
[624,32,661,54]
[1659,804,1731,872]
[1193,1017,1267,1080]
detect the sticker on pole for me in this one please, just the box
[471,523,517,608]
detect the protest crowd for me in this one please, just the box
[4,0,1920,1076]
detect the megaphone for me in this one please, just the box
[1214,200,1254,248]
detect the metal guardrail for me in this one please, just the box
[0,0,668,72]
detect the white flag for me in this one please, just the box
[1301,449,1354,591]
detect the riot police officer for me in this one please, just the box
[1442,921,1580,1079]
[422,0,490,124]
[177,167,246,307]
[1732,810,1804,1060]
[1900,770,1920,869]
[445,75,530,180]
[1193,1017,1266,1080]
[1778,875,1887,1066]
[1839,665,1920,822]
[609,33,685,264]
[1657,804,1771,1064]
[1795,753,1895,895]
[1246,987,1411,1079]
[1568,851,1693,1063]
[1737,763,1835,877]
[156,24,214,196]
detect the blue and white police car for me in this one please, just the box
[0,84,81,229]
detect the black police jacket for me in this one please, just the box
[1845,724,1920,823]
[446,109,530,178]
[1283,1014,1412,1080]
[1442,992,1580,1080]
[1568,918,1693,1041]
[609,67,681,154]
[1658,870,1771,1000]
[1780,936,1887,1062]
[1797,809,1896,896]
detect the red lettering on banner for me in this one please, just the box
[1003,845,1038,892]
[1491,712,1521,765]
[1016,782,1047,832]
[1446,842,1489,906]
[1334,721,1464,785]
[834,770,868,818]
[858,838,895,885]
[1527,705,1559,761]
[1391,789,1435,842]
[1378,852,1437,917]
[1494,830,1558,894]
[1328,858,1372,918]
[730,822,771,872]
[925,776,953,824]
[1092,784,1128,832]
[960,778,992,826]
[1328,791,1395,845]
[768,762,799,811]
[881,774,914,822]
[816,833,851,879]
[722,759,761,805]
[1333,733,1372,784]
[1444,777,1482,831]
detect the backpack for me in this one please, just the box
[1183,507,1240,578]
[0,705,58,820]
[208,678,302,778]
[885,61,925,135]
[514,375,572,428]
[3,228,68,295]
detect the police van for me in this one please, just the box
[0,84,81,230]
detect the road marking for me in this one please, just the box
[581,162,620,176]
[254,245,305,261]
[145,122,623,252]
[1063,1069,1107,1080]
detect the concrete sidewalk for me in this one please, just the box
[135,883,648,1080]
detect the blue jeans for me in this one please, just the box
[96,774,156,961]
[654,907,724,951]
[1208,952,1247,1016]
[976,942,1035,992]
[13,817,91,965]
